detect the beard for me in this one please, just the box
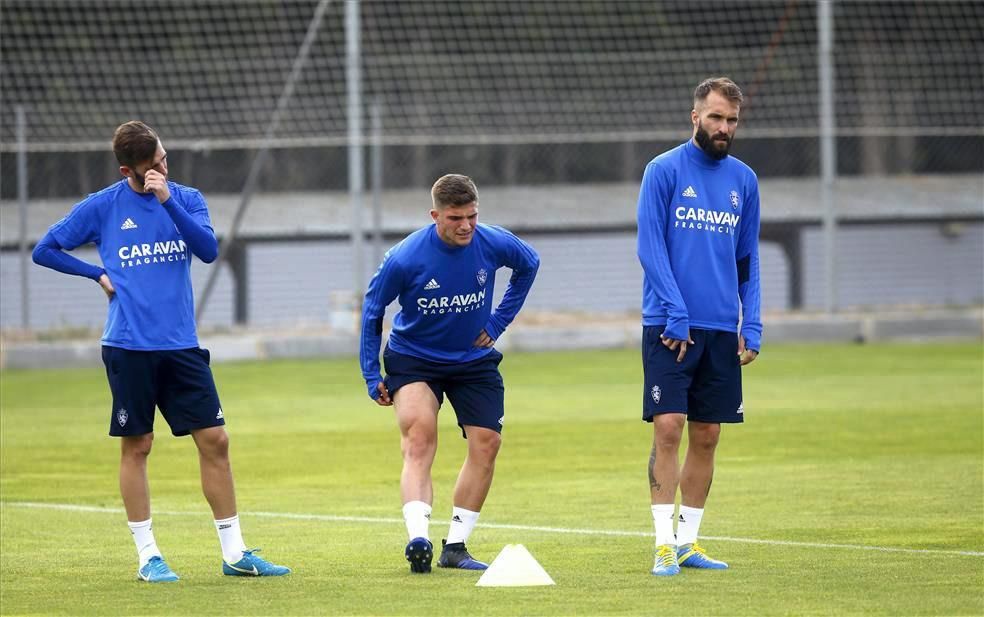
[694,121,733,160]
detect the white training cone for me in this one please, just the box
[475,544,556,587]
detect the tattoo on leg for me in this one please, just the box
[648,447,661,491]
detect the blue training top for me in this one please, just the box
[360,223,540,399]
[39,179,218,351]
[636,139,763,352]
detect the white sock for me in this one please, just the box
[446,507,480,545]
[651,504,676,547]
[128,518,161,567]
[402,500,432,541]
[214,515,247,564]
[676,505,705,547]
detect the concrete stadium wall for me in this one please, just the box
[801,223,984,309]
[1,223,981,330]
[0,247,235,330]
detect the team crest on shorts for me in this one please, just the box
[651,385,661,404]
[477,268,488,286]
[729,190,740,209]
[117,408,128,427]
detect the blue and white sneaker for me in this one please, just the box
[137,556,180,583]
[405,537,433,573]
[222,548,291,577]
[651,544,681,577]
[436,539,488,571]
[677,543,729,569]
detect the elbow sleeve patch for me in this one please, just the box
[737,255,750,285]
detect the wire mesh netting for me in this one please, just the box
[2,1,982,150]
[1,0,981,331]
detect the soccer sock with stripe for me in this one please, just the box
[128,518,162,567]
[214,515,247,564]
[676,505,704,547]
[402,500,432,541]
[446,507,480,544]
[651,504,677,547]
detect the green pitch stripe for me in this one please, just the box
[5,501,982,558]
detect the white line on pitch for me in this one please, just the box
[4,501,982,558]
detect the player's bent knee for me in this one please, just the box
[121,434,154,459]
[654,413,686,430]
[193,426,230,458]
[402,432,437,462]
[653,434,683,452]
[652,415,685,449]
[689,423,721,450]
[466,427,501,462]
[403,440,436,462]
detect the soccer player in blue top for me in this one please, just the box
[360,174,540,574]
[32,121,290,583]
[636,78,762,576]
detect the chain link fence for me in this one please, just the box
[1,0,982,331]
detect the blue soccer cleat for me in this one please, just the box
[405,537,433,573]
[137,556,180,583]
[436,539,488,571]
[677,543,729,569]
[651,543,681,577]
[222,548,291,577]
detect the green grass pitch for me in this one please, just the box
[1,343,981,615]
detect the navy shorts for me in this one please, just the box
[641,326,743,424]
[383,347,505,438]
[102,346,225,437]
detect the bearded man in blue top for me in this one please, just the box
[636,78,763,576]
[361,174,539,574]
[32,121,289,583]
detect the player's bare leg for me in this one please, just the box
[120,433,154,521]
[452,425,501,511]
[676,420,728,569]
[649,413,686,504]
[679,421,720,509]
[192,425,291,576]
[394,383,440,572]
[435,425,500,571]
[649,413,685,576]
[193,427,241,564]
[394,383,440,504]
[191,426,236,519]
[121,433,177,582]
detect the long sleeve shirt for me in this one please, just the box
[636,140,762,352]
[360,223,540,399]
[33,179,218,350]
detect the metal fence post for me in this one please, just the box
[819,0,838,313]
[16,106,30,329]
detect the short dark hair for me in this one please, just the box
[431,174,478,208]
[112,121,160,168]
[693,77,744,109]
